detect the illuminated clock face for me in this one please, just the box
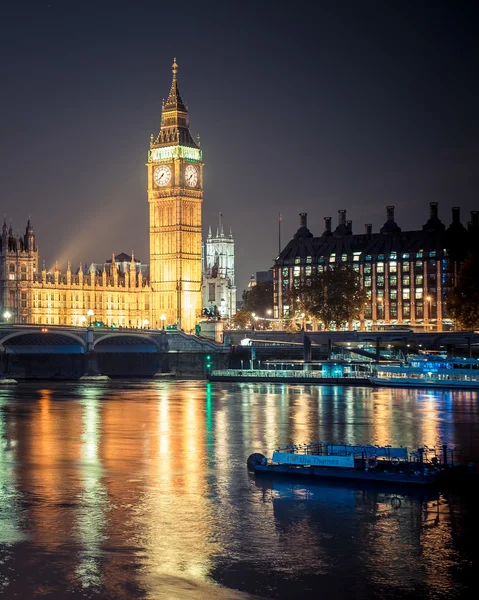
[154,165,171,187]
[185,164,198,187]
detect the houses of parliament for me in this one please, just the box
[0,60,236,331]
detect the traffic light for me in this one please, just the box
[205,354,212,371]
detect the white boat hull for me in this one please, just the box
[369,377,479,390]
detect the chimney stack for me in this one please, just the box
[430,202,438,220]
[299,213,307,228]
[338,209,346,226]
[386,206,395,222]
[324,217,332,234]
[346,219,352,233]
[452,207,460,224]
[365,224,372,236]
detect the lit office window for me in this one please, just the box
[377,263,384,273]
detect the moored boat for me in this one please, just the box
[248,442,470,487]
[369,354,479,389]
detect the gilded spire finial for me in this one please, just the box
[172,57,178,80]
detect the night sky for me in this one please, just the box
[1,1,478,292]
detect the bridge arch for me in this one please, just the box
[92,333,160,351]
[0,330,87,351]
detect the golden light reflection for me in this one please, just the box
[135,383,221,593]
[75,389,107,591]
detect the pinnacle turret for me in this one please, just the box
[152,58,198,149]
[164,58,187,112]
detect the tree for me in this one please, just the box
[241,280,274,317]
[448,253,479,329]
[283,264,367,329]
[230,310,253,329]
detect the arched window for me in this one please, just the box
[21,265,27,280]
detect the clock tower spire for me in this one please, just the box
[148,59,203,332]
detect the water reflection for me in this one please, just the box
[0,381,476,599]
[75,387,107,590]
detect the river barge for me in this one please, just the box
[248,442,468,487]
[209,359,374,385]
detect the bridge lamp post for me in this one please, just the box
[87,309,94,327]
[160,314,166,330]
[3,310,11,323]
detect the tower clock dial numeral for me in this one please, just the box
[154,165,171,187]
[185,164,198,187]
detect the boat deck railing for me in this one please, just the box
[210,369,371,379]
[274,442,457,467]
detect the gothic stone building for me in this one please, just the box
[201,220,236,320]
[1,60,205,331]
[274,203,475,332]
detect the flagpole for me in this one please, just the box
[278,213,282,254]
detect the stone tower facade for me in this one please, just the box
[147,59,203,332]
[202,217,236,321]
[0,220,38,322]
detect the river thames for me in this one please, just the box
[0,381,478,599]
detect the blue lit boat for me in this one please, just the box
[369,355,479,389]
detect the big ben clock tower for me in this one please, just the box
[148,59,203,331]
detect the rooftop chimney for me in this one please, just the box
[386,205,395,221]
[452,207,460,224]
[365,223,372,236]
[338,209,346,226]
[324,217,332,234]
[346,219,352,233]
[430,202,438,220]
[299,213,307,228]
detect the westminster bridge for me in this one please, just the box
[2,324,479,379]
[0,324,228,379]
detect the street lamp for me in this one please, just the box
[426,295,432,331]
[267,309,272,316]
[160,314,166,330]
[3,310,11,323]
[87,309,94,327]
